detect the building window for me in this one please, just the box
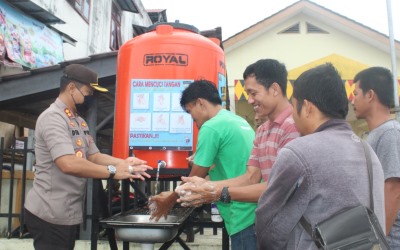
[110,3,122,50]
[68,0,91,22]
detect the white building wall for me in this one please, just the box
[29,0,152,60]
[86,0,114,55]
[224,14,400,112]
[226,14,400,82]
[30,0,90,59]
[122,0,153,41]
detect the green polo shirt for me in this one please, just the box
[194,109,257,236]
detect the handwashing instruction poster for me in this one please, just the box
[129,79,194,151]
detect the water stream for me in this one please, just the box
[154,160,166,195]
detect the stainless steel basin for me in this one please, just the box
[113,214,180,225]
[116,225,178,243]
[101,207,194,243]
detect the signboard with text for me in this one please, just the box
[128,79,194,151]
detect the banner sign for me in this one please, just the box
[0,0,64,68]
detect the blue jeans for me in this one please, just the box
[230,224,257,250]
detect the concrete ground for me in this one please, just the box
[0,228,224,250]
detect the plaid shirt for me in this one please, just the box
[247,105,299,182]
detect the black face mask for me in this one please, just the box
[72,84,95,115]
[76,94,95,115]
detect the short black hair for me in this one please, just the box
[60,76,83,93]
[243,59,288,95]
[293,63,348,119]
[180,79,222,110]
[353,67,394,108]
[60,75,71,92]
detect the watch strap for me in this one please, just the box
[220,186,231,203]
[107,165,116,179]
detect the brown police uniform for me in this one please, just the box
[25,98,99,225]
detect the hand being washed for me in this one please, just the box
[148,191,178,221]
[176,177,221,207]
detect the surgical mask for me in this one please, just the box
[73,86,95,114]
[76,95,95,114]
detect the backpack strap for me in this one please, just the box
[361,140,374,211]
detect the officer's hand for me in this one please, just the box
[114,157,152,181]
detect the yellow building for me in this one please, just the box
[224,0,400,135]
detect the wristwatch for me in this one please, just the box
[220,186,231,203]
[107,165,116,179]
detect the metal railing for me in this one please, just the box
[0,137,32,238]
[0,137,229,250]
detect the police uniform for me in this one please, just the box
[25,98,99,225]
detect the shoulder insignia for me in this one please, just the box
[81,122,87,127]
[76,138,83,147]
[75,150,84,158]
[64,108,73,118]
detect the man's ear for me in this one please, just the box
[303,99,313,117]
[366,89,375,102]
[271,82,280,96]
[197,98,206,109]
[67,82,75,92]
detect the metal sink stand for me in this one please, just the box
[90,168,229,250]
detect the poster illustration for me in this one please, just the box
[129,79,194,150]
[0,0,64,68]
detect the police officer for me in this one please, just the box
[24,64,152,250]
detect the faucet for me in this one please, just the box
[157,160,167,169]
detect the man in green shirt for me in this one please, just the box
[150,79,257,250]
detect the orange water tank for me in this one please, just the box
[112,23,226,169]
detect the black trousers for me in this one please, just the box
[24,208,79,250]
